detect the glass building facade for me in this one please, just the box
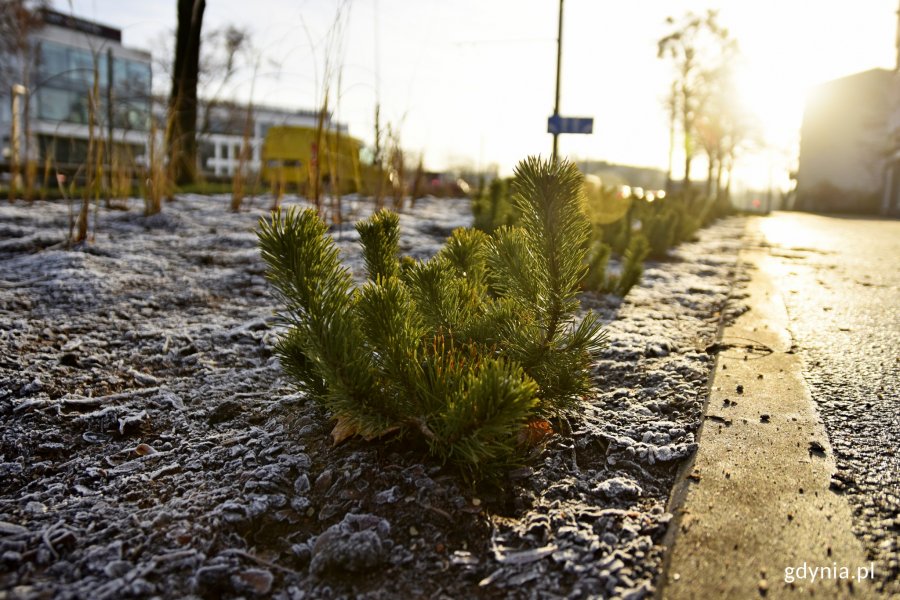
[34,40,151,131]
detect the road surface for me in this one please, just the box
[756,211,899,596]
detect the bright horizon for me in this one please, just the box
[65,0,897,192]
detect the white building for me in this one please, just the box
[796,68,897,215]
[796,3,900,217]
[883,73,900,216]
[0,9,152,179]
[195,102,348,178]
[2,8,351,186]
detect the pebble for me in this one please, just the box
[596,477,642,499]
[232,568,274,596]
[309,513,392,575]
[374,486,402,504]
[294,474,311,494]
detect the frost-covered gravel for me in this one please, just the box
[0,195,745,599]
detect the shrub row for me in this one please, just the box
[475,176,733,298]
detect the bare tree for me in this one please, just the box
[663,80,677,193]
[166,0,206,186]
[151,23,252,124]
[657,10,730,194]
[372,103,386,209]
[197,25,253,136]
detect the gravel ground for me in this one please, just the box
[755,213,900,597]
[0,195,744,599]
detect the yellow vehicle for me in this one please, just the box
[261,125,363,195]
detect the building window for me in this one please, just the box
[114,57,150,97]
[67,47,103,86]
[199,141,215,168]
[35,88,93,124]
[36,88,70,122]
[112,99,150,131]
[35,40,151,131]
[38,42,68,81]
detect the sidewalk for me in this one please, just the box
[658,219,875,599]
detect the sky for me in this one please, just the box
[63,0,898,191]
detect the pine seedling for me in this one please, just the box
[641,207,679,258]
[614,234,651,297]
[258,156,606,479]
[584,242,612,292]
[472,177,518,233]
[472,177,506,233]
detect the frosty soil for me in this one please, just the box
[0,196,744,598]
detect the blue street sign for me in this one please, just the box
[547,114,594,135]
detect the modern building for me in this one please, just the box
[795,68,898,214]
[195,101,348,179]
[0,9,152,181]
[796,1,900,217]
[1,8,355,188]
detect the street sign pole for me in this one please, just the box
[552,0,563,162]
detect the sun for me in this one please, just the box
[734,64,807,153]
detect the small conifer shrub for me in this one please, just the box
[613,234,651,297]
[584,242,612,292]
[258,157,606,478]
[472,177,516,233]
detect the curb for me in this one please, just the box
[658,217,875,599]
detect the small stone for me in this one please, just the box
[760,414,770,423]
[309,513,391,575]
[194,565,231,594]
[290,496,311,512]
[104,560,132,578]
[20,378,42,396]
[596,477,642,499]
[292,542,312,563]
[232,569,273,596]
[294,474,310,494]
[24,501,47,515]
[374,486,401,505]
[736,384,744,394]
[313,469,333,494]
[135,443,157,456]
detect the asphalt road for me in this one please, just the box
[755,211,899,596]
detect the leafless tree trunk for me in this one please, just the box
[373,103,385,210]
[665,81,677,193]
[714,149,724,200]
[166,0,206,186]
